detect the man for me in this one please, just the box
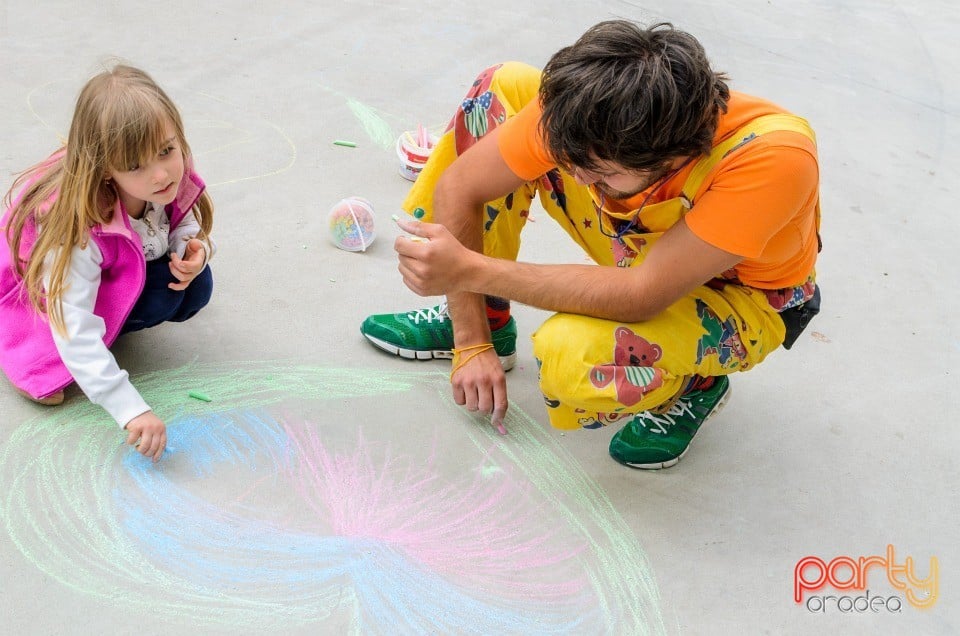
[361,20,821,469]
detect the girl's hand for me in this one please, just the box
[168,238,206,291]
[125,411,167,462]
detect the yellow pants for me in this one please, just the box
[404,62,788,430]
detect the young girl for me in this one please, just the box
[0,64,215,462]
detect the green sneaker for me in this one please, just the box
[608,376,731,469]
[360,303,518,370]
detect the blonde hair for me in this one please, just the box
[3,64,213,333]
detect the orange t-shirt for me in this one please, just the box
[497,91,820,289]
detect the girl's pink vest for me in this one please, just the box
[0,158,205,398]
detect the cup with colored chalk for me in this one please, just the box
[396,127,438,181]
[328,197,377,252]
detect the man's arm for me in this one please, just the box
[477,220,741,321]
[415,127,526,430]
[430,126,526,344]
[398,217,742,323]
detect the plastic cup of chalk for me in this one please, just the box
[396,126,438,182]
[328,196,377,252]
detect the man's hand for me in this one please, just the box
[395,218,508,433]
[125,411,167,462]
[168,238,206,291]
[394,219,481,297]
[451,347,509,434]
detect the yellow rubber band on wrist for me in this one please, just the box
[450,343,495,380]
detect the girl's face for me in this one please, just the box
[108,122,185,218]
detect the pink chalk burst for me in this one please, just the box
[282,420,587,601]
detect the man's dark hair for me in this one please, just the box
[539,20,730,173]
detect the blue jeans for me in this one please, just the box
[121,256,213,334]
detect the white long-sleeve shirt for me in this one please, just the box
[45,205,213,428]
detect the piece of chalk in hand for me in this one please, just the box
[392,214,428,242]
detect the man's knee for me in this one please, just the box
[532,313,581,354]
[533,313,673,407]
[531,313,590,399]
[488,61,542,88]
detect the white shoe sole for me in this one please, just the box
[363,333,517,371]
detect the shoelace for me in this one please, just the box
[406,303,449,325]
[635,398,696,435]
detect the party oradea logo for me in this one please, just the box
[794,545,938,613]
